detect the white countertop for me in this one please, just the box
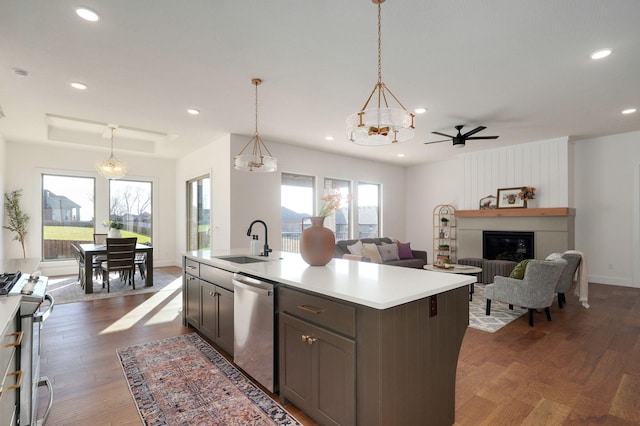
[185,250,475,310]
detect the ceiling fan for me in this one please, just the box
[425,125,499,147]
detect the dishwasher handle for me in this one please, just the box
[232,274,274,296]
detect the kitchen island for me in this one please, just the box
[183,250,475,426]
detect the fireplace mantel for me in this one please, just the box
[456,207,575,218]
[455,208,575,260]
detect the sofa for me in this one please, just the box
[334,237,428,269]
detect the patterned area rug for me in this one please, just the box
[469,283,527,333]
[117,333,301,426]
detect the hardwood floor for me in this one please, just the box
[38,270,640,425]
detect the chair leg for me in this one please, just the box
[509,304,514,310]
[544,307,552,322]
[558,293,565,308]
[485,299,492,316]
[528,309,534,326]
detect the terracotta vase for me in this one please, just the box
[300,216,335,266]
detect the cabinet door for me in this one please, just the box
[313,324,356,426]
[279,313,313,413]
[185,274,200,327]
[279,313,356,426]
[200,281,217,341]
[216,285,234,356]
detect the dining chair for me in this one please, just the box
[101,237,137,292]
[71,243,86,289]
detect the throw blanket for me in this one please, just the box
[546,251,590,308]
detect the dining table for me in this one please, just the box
[79,243,153,294]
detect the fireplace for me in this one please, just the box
[483,231,534,262]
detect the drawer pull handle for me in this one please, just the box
[187,265,197,270]
[297,304,325,314]
[301,335,317,345]
[3,331,23,348]
[0,370,22,395]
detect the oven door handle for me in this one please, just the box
[33,294,55,323]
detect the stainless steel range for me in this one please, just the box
[8,272,54,425]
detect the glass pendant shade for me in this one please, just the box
[346,0,415,146]
[234,134,277,172]
[234,78,277,172]
[96,127,127,179]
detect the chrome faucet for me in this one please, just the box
[247,220,272,257]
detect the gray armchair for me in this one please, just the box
[485,259,567,327]
[555,253,582,308]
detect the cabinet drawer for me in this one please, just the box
[279,287,356,338]
[1,318,19,381]
[200,264,234,292]
[184,258,200,276]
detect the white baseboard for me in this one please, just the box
[589,275,637,288]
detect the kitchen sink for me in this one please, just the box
[213,255,269,264]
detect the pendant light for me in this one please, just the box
[96,126,127,179]
[234,78,277,172]
[346,0,415,145]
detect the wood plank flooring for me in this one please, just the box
[38,269,640,425]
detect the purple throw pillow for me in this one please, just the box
[397,241,413,259]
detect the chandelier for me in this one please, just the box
[234,78,277,172]
[96,126,127,179]
[346,0,415,145]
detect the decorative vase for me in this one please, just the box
[300,216,335,266]
[108,228,122,238]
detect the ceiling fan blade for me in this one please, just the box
[466,135,499,140]
[431,131,454,138]
[462,126,486,138]
[424,139,449,145]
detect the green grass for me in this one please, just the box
[43,226,151,243]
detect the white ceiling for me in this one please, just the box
[1,0,639,166]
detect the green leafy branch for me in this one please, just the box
[3,190,30,258]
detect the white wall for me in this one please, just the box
[0,133,5,260]
[4,141,177,275]
[228,135,407,251]
[574,131,640,287]
[458,137,571,210]
[405,159,461,258]
[175,134,232,262]
[175,134,407,256]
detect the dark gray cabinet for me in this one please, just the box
[280,312,355,426]
[200,281,234,355]
[279,284,469,426]
[279,287,356,426]
[182,257,234,356]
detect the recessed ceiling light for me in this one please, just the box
[622,108,637,115]
[397,153,405,158]
[75,7,100,22]
[187,109,200,115]
[414,108,427,114]
[325,136,334,141]
[70,82,87,90]
[591,48,612,60]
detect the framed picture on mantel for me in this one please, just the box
[497,187,526,208]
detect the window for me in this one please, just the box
[323,178,351,240]
[281,173,315,253]
[187,176,211,251]
[357,182,380,238]
[42,174,95,260]
[109,180,153,244]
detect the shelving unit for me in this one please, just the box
[433,204,456,263]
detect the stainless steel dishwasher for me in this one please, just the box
[233,272,277,392]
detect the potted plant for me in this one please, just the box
[3,190,29,258]
[438,244,450,251]
[440,217,449,226]
[103,219,123,238]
